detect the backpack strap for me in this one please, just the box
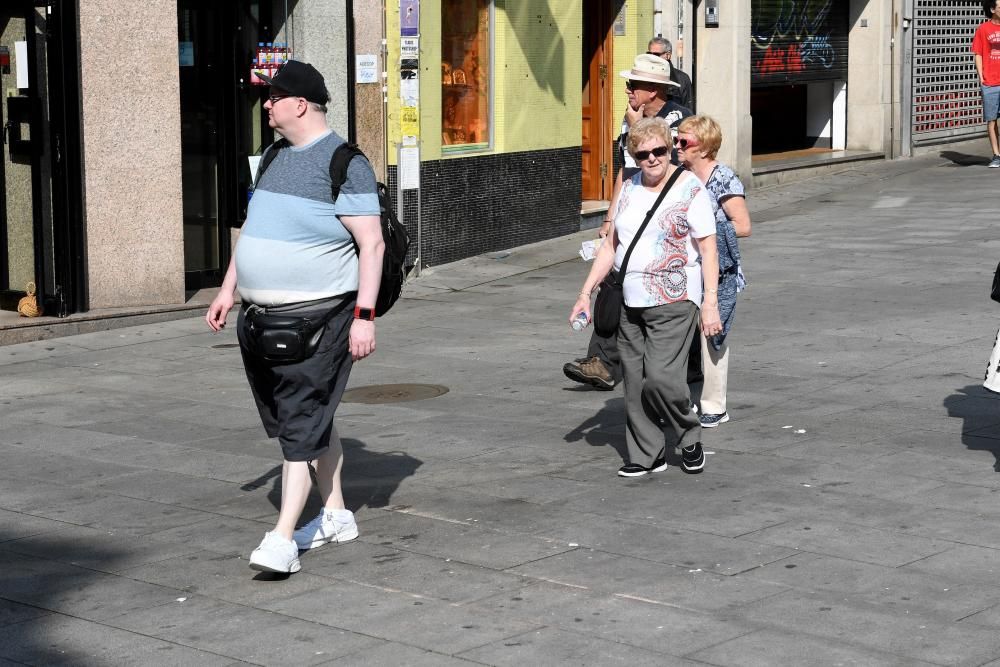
[329,142,367,201]
[253,138,289,188]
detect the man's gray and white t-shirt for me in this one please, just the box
[236,131,381,306]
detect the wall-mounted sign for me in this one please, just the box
[401,37,419,59]
[356,54,378,84]
[400,0,419,36]
[614,3,627,36]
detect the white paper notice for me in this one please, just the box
[15,41,28,89]
[248,155,262,179]
[356,54,378,84]
[399,147,419,189]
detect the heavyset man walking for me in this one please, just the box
[206,60,384,574]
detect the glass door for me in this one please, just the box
[0,0,79,316]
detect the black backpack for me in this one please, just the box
[254,139,411,317]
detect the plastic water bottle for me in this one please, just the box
[571,312,589,331]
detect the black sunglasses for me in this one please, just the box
[634,145,670,161]
[268,94,295,105]
[646,50,669,57]
[673,137,697,149]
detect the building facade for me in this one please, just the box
[0,0,988,321]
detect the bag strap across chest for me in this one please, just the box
[615,167,686,285]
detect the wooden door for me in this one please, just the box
[581,3,614,201]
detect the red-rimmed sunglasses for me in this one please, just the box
[634,145,670,161]
[673,136,697,149]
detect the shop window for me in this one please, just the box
[441,0,491,151]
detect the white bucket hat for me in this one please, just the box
[620,53,680,87]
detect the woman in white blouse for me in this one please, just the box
[571,117,720,477]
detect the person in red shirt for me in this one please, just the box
[972,0,1000,167]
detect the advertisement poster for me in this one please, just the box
[400,0,419,37]
[401,106,420,138]
[401,37,419,60]
[356,54,378,84]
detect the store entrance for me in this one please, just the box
[581,1,616,201]
[0,0,81,316]
[177,0,277,292]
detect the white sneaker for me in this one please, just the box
[293,509,359,550]
[248,531,301,573]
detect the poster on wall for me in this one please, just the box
[356,54,378,84]
[400,0,419,37]
[614,3,627,36]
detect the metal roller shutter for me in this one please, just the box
[751,0,849,86]
[910,0,983,145]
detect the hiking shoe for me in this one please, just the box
[293,509,359,550]
[989,155,1000,168]
[681,443,705,474]
[700,412,730,428]
[617,453,668,477]
[564,356,615,390]
[249,531,301,573]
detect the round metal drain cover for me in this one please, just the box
[342,383,449,404]
[211,343,241,349]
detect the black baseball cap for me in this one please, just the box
[259,60,330,105]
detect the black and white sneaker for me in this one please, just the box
[618,454,668,477]
[700,412,729,428]
[681,443,705,474]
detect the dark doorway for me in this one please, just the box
[0,0,82,316]
[751,85,809,154]
[178,0,278,292]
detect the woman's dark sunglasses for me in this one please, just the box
[634,145,670,161]
[673,137,697,149]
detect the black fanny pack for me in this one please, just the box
[242,301,346,363]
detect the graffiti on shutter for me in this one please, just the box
[751,0,849,86]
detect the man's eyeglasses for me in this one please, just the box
[634,145,670,161]
[646,51,669,58]
[625,79,651,91]
[267,94,295,105]
[673,137,697,149]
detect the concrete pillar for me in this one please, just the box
[353,3,387,180]
[284,0,349,138]
[696,0,753,181]
[78,1,184,308]
[847,0,893,152]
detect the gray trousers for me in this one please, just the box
[619,300,702,466]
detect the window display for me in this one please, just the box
[441,0,490,149]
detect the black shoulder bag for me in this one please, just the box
[593,167,685,338]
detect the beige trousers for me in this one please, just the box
[699,332,730,415]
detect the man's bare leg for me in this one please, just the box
[314,424,346,510]
[274,460,312,541]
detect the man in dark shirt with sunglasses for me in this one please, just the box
[564,53,693,391]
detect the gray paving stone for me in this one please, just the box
[456,626,691,666]
[0,599,50,627]
[0,614,234,666]
[261,579,539,655]
[689,629,938,667]
[79,469,249,509]
[1,524,201,574]
[507,550,788,612]
[466,580,751,657]
[0,509,70,544]
[303,539,531,604]
[105,594,380,664]
[900,544,1000,586]
[0,551,184,621]
[731,590,1000,665]
[357,512,574,570]
[324,641,485,666]
[744,519,952,567]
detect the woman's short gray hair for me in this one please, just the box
[627,117,672,158]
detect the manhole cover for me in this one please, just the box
[342,383,448,404]
[211,343,241,349]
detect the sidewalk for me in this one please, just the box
[4,150,1000,665]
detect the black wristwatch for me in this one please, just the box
[353,305,376,321]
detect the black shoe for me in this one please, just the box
[681,443,705,474]
[618,453,668,477]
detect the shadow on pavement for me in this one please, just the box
[944,384,1000,471]
[0,531,123,664]
[564,397,629,463]
[940,151,991,167]
[240,438,422,517]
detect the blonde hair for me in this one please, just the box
[627,117,672,159]
[676,115,722,159]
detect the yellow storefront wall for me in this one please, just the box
[387,1,654,165]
